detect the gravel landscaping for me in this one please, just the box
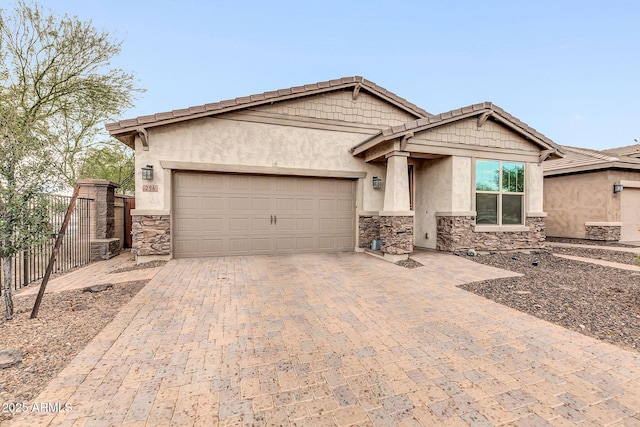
[546,236,638,248]
[0,280,148,423]
[460,250,640,352]
[550,245,640,266]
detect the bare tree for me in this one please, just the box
[0,1,142,319]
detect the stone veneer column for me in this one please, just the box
[585,223,621,241]
[379,216,414,256]
[77,179,121,261]
[131,215,171,257]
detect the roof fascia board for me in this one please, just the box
[108,81,427,137]
[489,114,556,153]
[543,161,640,176]
[108,83,356,135]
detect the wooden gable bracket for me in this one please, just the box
[352,83,362,100]
[400,132,414,151]
[538,149,554,164]
[477,111,493,128]
[137,127,149,151]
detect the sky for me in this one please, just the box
[31,0,640,150]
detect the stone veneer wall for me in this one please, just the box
[379,216,414,255]
[132,215,171,256]
[436,216,545,252]
[585,225,621,241]
[358,216,380,249]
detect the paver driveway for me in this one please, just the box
[14,252,640,426]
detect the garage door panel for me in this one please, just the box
[229,197,251,210]
[319,218,334,231]
[252,218,271,231]
[276,198,296,211]
[229,176,253,191]
[318,236,336,250]
[175,217,202,232]
[296,237,314,250]
[337,199,353,211]
[337,236,354,249]
[202,218,224,231]
[297,199,314,210]
[229,218,250,231]
[201,239,225,254]
[337,218,355,231]
[175,195,200,210]
[296,218,314,231]
[276,218,296,231]
[621,188,640,241]
[318,180,336,193]
[173,172,355,258]
[250,238,271,252]
[252,197,271,210]
[319,199,335,211]
[277,179,297,192]
[275,237,296,251]
[202,196,223,210]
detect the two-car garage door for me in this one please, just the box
[173,172,356,258]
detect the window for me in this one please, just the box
[475,160,524,225]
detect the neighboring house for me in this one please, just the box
[106,76,564,263]
[544,144,640,242]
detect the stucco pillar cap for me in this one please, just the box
[76,179,120,189]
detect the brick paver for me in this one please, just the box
[11,252,640,426]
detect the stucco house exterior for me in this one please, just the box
[544,144,640,242]
[106,76,564,263]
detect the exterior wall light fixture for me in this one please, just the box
[141,165,154,181]
[372,176,382,190]
[613,183,623,193]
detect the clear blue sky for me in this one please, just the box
[36,0,640,150]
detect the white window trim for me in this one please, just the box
[474,160,526,227]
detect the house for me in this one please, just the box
[105,76,564,263]
[543,144,640,242]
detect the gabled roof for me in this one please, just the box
[106,76,431,146]
[602,143,640,158]
[351,102,564,157]
[544,145,640,176]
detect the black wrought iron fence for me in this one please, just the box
[0,195,92,295]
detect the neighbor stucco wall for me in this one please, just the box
[544,169,640,238]
[544,170,618,238]
[134,116,387,214]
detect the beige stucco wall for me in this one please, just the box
[414,158,449,249]
[544,169,640,238]
[134,116,387,214]
[413,156,544,249]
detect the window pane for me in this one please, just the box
[502,194,523,224]
[475,160,499,191]
[502,162,524,192]
[476,193,498,225]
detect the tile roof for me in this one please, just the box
[352,102,564,156]
[601,143,640,158]
[544,145,640,175]
[105,76,430,135]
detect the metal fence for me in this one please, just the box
[0,195,92,295]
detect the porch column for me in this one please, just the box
[380,151,414,261]
[383,151,411,212]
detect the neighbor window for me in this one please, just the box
[475,160,524,225]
